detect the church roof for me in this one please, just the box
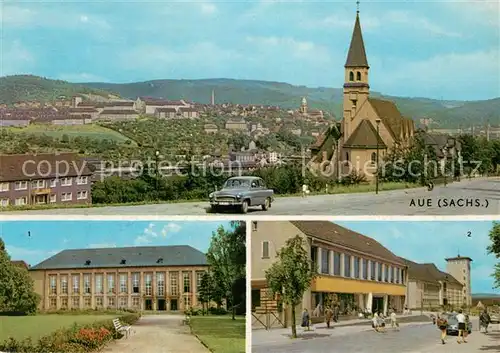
[345,14,369,68]
[343,119,386,149]
[368,98,407,141]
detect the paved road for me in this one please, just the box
[101,315,208,353]
[252,321,499,353]
[4,177,499,215]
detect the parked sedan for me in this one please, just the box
[446,314,472,335]
[490,312,500,324]
[209,176,274,213]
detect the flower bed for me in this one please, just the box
[0,313,140,352]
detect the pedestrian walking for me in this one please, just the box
[302,184,307,197]
[333,304,340,323]
[301,308,310,331]
[390,310,399,330]
[325,306,334,329]
[436,314,448,345]
[372,312,380,332]
[456,309,467,344]
[480,309,491,333]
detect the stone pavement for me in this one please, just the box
[6,176,499,215]
[101,315,209,353]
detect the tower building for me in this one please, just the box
[445,255,473,307]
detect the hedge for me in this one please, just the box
[0,313,140,353]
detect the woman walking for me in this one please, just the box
[301,308,310,331]
[436,314,448,344]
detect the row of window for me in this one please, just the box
[0,176,88,192]
[49,294,194,309]
[0,191,88,207]
[49,272,205,296]
[312,246,406,285]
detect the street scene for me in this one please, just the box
[251,220,500,352]
[2,177,499,215]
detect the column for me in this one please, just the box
[192,270,196,307]
[165,270,170,311]
[340,253,345,277]
[383,295,388,316]
[140,271,145,310]
[358,294,365,312]
[368,261,372,280]
[152,271,157,311]
[90,272,95,308]
[128,271,132,306]
[350,256,355,278]
[316,247,322,274]
[56,273,60,309]
[375,263,379,281]
[366,292,373,313]
[178,271,183,310]
[79,272,83,309]
[328,250,334,275]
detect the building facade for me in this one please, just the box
[402,258,465,310]
[0,153,92,207]
[251,221,408,328]
[30,245,209,312]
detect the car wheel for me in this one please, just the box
[241,200,249,214]
[210,205,219,213]
[262,198,270,211]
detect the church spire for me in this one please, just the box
[345,2,369,68]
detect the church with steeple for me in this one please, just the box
[339,5,415,178]
[311,4,415,180]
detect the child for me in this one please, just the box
[390,311,399,330]
[436,314,448,345]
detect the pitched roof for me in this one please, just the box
[100,109,138,115]
[30,245,207,270]
[399,257,462,286]
[290,221,405,266]
[343,119,386,149]
[345,14,369,68]
[368,98,405,140]
[0,153,93,182]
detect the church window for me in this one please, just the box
[349,71,354,81]
[371,152,376,164]
[356,71,362,81]
[345,152,349,161]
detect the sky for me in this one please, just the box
[0,220,232,267]
[1,0,499,101]
[336,221,499,294]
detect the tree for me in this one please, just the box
[0,238,40,314]
[487,222,500,288]
[206,221,246,320]
[265,235,316,338]
[198,272,213,315]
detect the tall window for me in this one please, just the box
[145,273,152,295]
[170,272,178,295]
[50,275,57,294]
[371,152,376,164]
[157,272,165,296]
[132,273,140,293]
[384,266,389,282]
[262,241,269,258]
[95,274,103,294]
[196,272,204,294]
[377,263,382,281]
[349,71,354,81]
[183,272,191,293]
[107,274,115,294]
[401,269,406,284]
[72,296,80,308]
[354,257,360,278]
[120,274,127,293]
[356,71,361,81]
[321,249,329,274]
[363,259,368,280]
[344,254,351,277]
[61,275,68,294]
[107,297,115,308]
[333,252,341,275]
[72,274,80,294]
[83,274,91,294]
[391,267,395,283]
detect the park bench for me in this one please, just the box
[113,318,131,338]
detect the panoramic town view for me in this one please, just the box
[251,220,500,352]
[0,220,246,353]
[0,1,498,215]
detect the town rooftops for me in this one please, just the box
[30,245,207,270]
[290,221,405,266]
[100,109,138,115]
[0,153,93,182]
[399,257,462,286]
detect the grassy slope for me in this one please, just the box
[0,314,114,341]
[189,316,245,353]
[2,124,135,144]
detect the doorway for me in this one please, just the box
[157,299,166,311]
[372,297,383,314]
[170,299,178,311]
[144,299,153,311]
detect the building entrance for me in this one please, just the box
[372,297,384,313]
[170,299,178,311]
[157,299,166,311]
[144,299,153,311]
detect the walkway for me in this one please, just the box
[102,315,209,353]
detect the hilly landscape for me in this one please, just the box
[1,75,499,128]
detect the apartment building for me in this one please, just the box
[29,245,209,312]
[251,221,408,327]
[0,153,92,207]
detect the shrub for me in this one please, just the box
[71,327,112,350]
[208,307,228,315]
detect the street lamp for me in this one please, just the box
[155,150,160,201]
[375,118,381,194]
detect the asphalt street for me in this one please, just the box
[3,177,499,215]
[252,321,499,353]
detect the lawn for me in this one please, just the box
[0,314,115,341]
[190,315,246,353]
[2,124,135,144]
